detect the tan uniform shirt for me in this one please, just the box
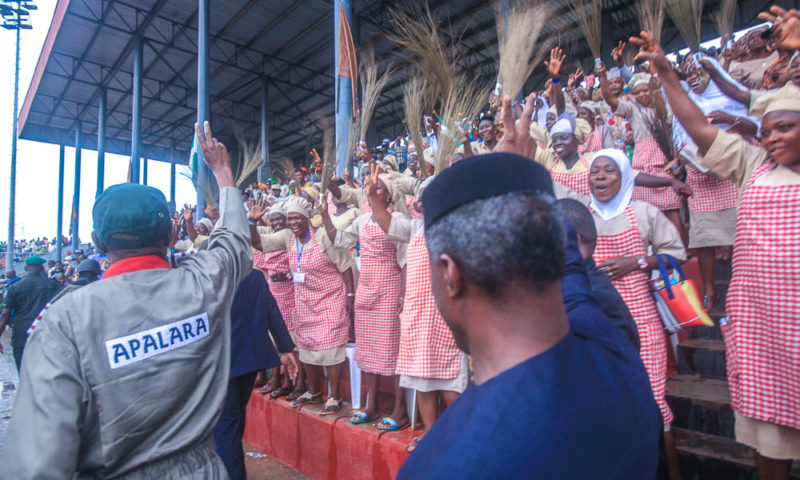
[727,51,780,90]
[697,129,800,194]
[332,207,360,230]
[259,227,354,274]
[334,213,409,268]
[615,100,672,144]
[3,187,251,479]
[592,200,687,261]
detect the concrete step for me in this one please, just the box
[667,375,730,405]
[673,427,800,479]
[667,375,735,438]
[678,338,727,379]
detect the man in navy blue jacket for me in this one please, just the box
[213,269,297,480]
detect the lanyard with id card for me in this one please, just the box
[293,230,310,283]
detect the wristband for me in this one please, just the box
[551,77,561,84]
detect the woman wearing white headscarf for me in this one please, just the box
[530,116,593,196]
[588,148,686,477]
[641,25,800,473]
[598,66,684,237]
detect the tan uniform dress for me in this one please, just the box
[2,187,251,479]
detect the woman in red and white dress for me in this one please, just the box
[599,67,685,238]
[249,203,305,401]
[577,101,616,155]
[254,197,356,416]
[321,172,410,431]
[646,25,800,475]
[588,148,686,478]
[530,117,593,197]
[365,172,467,452]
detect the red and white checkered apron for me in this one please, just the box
[395,232,461,379]
[550,155,591,197]
[685,167,738,213]
[261,249,297,332]
[594,205,673,425]
[406,195,424,219]
[289,232,349,351]
[578,128,602,155]
[354,221,403,375]
[361,193,373,215]
[724,161,800,430]
[632,137,683,211]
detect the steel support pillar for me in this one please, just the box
[131,37,143,184]
[259,77,270,182]
[169,149,176,213]
[96,87,106,197]
[143,158,148,185]
[334,0,354,177]
[196,0,212,214]
[56,144,65,261]
[72,125,82,252]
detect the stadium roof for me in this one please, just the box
[19,0,767,165]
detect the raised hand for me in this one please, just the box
[758,6,800,51]
[629,31,670,73]
[310,148,322,163]
[544,46,566,78]
[182,204,194,222]
[194,121,235,188]
[612,40,627,66]
[364,161,382,204]
[247,196,269,222]
[493,94,537,159]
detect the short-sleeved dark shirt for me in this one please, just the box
[3,273,61,347]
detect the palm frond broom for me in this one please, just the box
[568,0,602,64]
[665,0,705,53]
[635,0,665,46]
[715,0,736,49]
[497,0,553,101]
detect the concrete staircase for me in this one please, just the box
[666,259,800,479]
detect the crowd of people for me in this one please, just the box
[1,3,800,480]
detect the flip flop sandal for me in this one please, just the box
[258,382,281,395]
[269,385,293,400]
[319,398,343,416]
[350,411,380,424]
[286,389,307,402]
[376,416,409,431]
[291,391,322,407]
[405,436,421,453]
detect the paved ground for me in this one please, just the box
[0,328,18,453]
[244,443,310,480]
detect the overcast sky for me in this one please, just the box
[0,2,196,244]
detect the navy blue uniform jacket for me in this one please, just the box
[230,270,294,378]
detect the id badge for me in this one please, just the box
[292,272,306,283]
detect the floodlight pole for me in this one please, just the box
[5,20,20,274]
